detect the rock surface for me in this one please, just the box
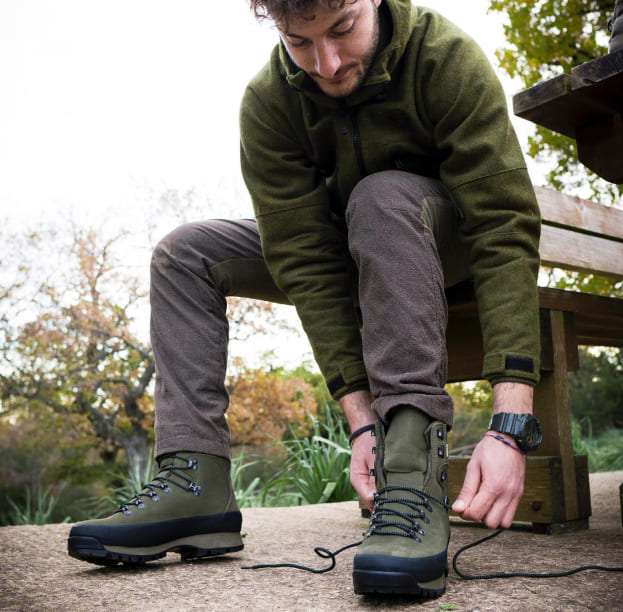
[1,471,622,611]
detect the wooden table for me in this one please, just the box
[513,49,623,184]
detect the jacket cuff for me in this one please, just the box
[483,352,540,386]
[326,361,369,400]
[489,376,537,387]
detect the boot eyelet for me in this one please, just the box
[137,502,145,510]
[152,495,159,503]
[189,483,202,496]
[437,427,444,440]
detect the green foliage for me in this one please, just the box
[0,407,114,525]
[569,348,623,435]
[3,485,71,526]
[446,381,492,452]
[541,267,623,297]
[572,418,623,471]
[489,0,622,204]
[85,452,157,518]
[232,407,355,508]
[272,363,347,429]
[231,450,269,508]
[489,0,611,84]
[266,407,355,506]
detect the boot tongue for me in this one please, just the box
[383,407,430,489]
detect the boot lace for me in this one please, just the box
[365,485,449,542]
[117,454,202,516]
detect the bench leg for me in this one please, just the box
[533,309,591,530]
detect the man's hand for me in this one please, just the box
[452,382,533,528]
[451,433,525,527]
[350,429,377,511]
[339,390,377,511]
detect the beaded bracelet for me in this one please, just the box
[484,432,526,454]
[348,423,376,446]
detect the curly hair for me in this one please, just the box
[249,0,357,27]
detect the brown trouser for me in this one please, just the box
[150,171,470,458]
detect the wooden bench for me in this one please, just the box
[446,186,623,533]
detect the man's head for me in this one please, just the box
[250,0,383,99]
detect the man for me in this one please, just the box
[68,0,542,599]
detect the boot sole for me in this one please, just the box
[68,532,244,566]
[353,568,447,598]
[353,551,447,598]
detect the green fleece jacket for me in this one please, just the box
[240,0,541,399]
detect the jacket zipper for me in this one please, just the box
[350,109,367,178]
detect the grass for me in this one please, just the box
[3,485,71,525]
[233,408,356,508]
[572,419,623,472]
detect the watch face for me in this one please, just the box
[519,416,543,450]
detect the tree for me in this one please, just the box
[0,221,304,480]
[489,0,622,204]
[569,348,623,434]
[226,367,317,445]
[0,226,156,476]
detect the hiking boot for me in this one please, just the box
[609,0,623,53]
[353,407,449,598]
[67,452,243,566]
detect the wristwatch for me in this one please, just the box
[488,413,543,451]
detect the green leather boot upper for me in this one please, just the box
[356,407,449,560]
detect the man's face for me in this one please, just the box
[278,0,382,98]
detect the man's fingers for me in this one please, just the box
[452,457,481,514]
[452,436,526,527]
[350,436,376,510]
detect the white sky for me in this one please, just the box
[0,0,536,230]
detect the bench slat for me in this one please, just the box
[536,186,623,242]
[540,224,623,279]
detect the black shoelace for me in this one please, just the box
[242,490,623,579]
[117,454,202,516]
[452,528,623,580]
[364,485,448,541]
[242,485,447,573]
